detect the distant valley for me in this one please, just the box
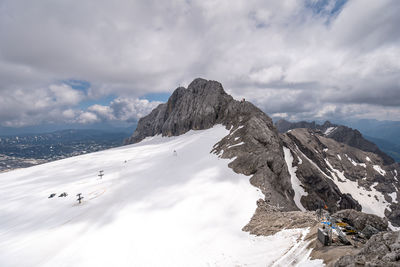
[364,135,400,163]
[0,129,132,172]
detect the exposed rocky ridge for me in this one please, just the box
[281,128,400,226]
[332,209,388,233]
[280,129,362,213]
[275,119,394,165]
[243,199,318,236]
[334,231,400,267]
[126,78,297,210]
[125,79,232,143]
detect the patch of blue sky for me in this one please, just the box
[306,0,348,17]
[62,79,91,93]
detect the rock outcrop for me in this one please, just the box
[280,128,362,212]
[243,199,318,236]
[332,209,388,233]
[125,79,233,143]
[275,119,395,165]
[281,127,400,226]
[334,231,400,267]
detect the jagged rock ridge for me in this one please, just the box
[281,127,400,226]
[334,231,400,266]
[275,119,395,165]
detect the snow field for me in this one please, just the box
[0,125,321,267]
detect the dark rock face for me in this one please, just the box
[329,125,395,166]
[275,119,394,165]
[332,209,388,233]
[281,128,400,226]
[275,119,319,133]
[334,231,400,267]
[280,129,362,213]
[126,78,297,210]
[125,79,233,144]
[361,225,379,239]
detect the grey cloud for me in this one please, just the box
[0,83,85,126]
[0,0,399,126]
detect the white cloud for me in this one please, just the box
[49,84,84,106]
[85,98,162,123]
[77,112,99,124]
[249,66,284,84]
[0,83,86,126]
[0,0,399,126]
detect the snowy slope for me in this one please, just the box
[0,125,322,267]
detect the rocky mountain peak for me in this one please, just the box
[126,78,297,210]
[322,120,333,128]
[187,78,227,95]
[125,78,237,144]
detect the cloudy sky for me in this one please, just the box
[0,0,399,130]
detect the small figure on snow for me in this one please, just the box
[58,192,68,197]
[76,193,84,204]
[48,193,56,198]
[98,170,104,179]
[173,150,178,157]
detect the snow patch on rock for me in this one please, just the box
[324,127,337,135]
[345,154,366,168]
[389,192,398,204]
[283,147,308,212]
[228,141,245,148]
[388,221,400,231]
[373,165,386,176]
[325,159,389,218]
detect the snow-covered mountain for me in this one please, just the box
[2,78,399,266]
[127,78,399,226]
[0,125,321,266]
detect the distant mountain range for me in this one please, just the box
[340,119,400,146]
[275,119,400,163]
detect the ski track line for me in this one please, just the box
[271,228,311,267]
